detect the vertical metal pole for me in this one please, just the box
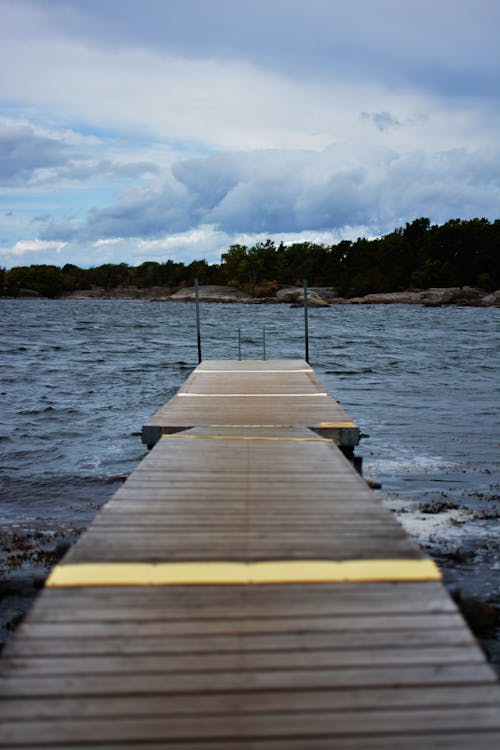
[262,325,266,360]
[238,328,241,361]
[194,278,202,363]
[304,279,309,364]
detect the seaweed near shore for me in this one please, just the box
[0,525,84,648]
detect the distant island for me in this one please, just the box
[2,217,499,305]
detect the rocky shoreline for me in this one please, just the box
[5,284,500,307]
[331,287,500,307]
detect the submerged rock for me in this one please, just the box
[344,292,423,305]
[64,285,172,300]
[168,285,253,303]
[276,287,329,307]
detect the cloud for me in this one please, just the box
[38,145,500,246]
[9,238,67,257]
[361,112,401,132]
[2,223,372,269]
[35,158,160,185]
[3,1,498,155]
[24,1,500,99]
[0,124,71,185]
[0,120,161,188]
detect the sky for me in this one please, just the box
[0,0,499,269]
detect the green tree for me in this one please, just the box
[87,263,130,289]
[5,265,64,297]
[220,244,249,288]
[131,261,161,287]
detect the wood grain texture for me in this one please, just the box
[61,431,424,565]
[141,360,360,446]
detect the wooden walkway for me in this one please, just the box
[142,359,360,450]
[1,361,499,747]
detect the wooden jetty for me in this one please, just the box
[0,360,499,748]
[141,359,360,452]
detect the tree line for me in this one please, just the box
[1,218,499,299]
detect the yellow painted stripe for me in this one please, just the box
[163,434,333,443]
[320,421,357,428]
[46,559,441,588]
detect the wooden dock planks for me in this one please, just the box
[55,427,423,564]
[1,360,499,748]
[141,360,360,448]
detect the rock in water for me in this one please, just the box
[276,287,329,307]
[169,285,253,303]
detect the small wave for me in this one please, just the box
[325,368,374,375]
[18,406,55,415]
[122,364,158,373]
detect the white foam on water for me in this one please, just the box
[364,453,462,476]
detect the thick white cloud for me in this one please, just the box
[9,238,67,257]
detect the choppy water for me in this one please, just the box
[1,299,499,659]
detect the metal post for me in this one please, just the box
[304,279,309,364]
[238,328,241,361]
[194,278,202,363]
[262,325,266,361]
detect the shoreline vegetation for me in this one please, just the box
[1,217,499,304]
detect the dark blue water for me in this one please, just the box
[1,299,499,655]
[3,300,498,514]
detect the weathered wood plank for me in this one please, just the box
[5,734,498,750]
[6,628,476,658]
[61,543,426,563]
[2,706,500,746]
[23,581,459,614]
[2,684,498,721]
[15,613,467,640]
[2,644,487,677]
[1,664,497,699]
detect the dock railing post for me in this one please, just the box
[304,279,309,364]
[194,278,202,363]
